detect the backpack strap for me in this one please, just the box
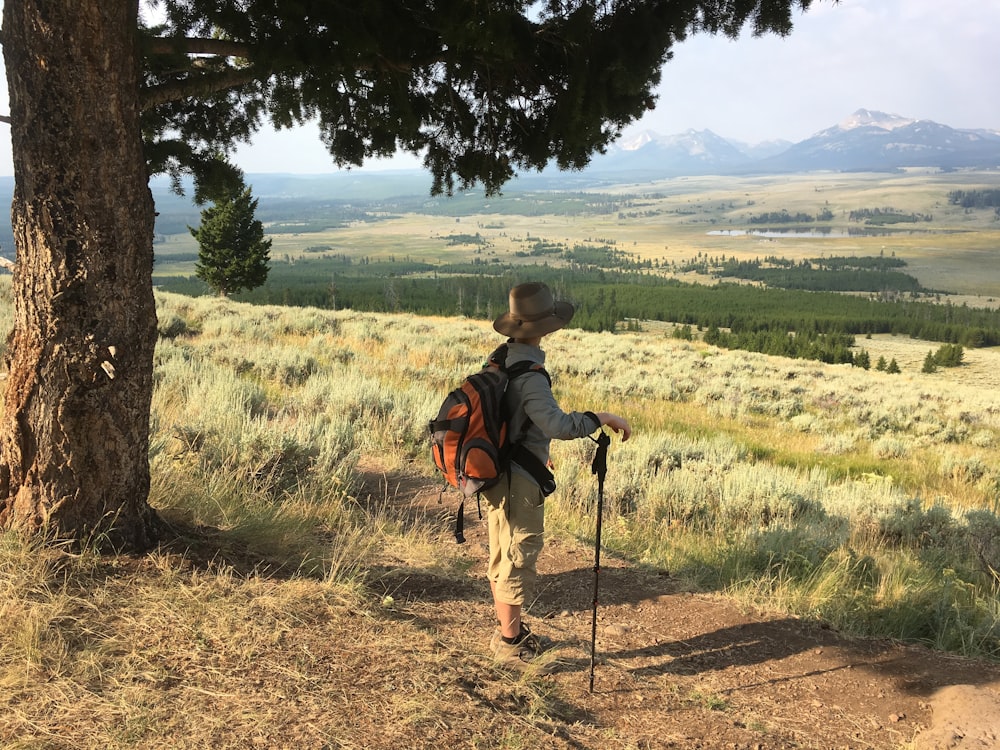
[503,359,550,449]
[485,342,509,369]
[487,343,552,387]
[455,497,466,544]
[501,359,555,495]
[504,359,551,386]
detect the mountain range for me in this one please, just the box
[580,109,1000,179]
[1,109,998,243]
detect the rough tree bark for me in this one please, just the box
[0,0,160,549]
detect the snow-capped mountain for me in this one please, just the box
[836,108,916,132]
[589,128,753,175]
[587,110,1000,177]
[759,110,1000,172]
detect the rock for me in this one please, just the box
[604,623,631,638]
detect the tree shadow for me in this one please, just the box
[152,515,313,579]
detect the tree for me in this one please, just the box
[1,0,819,549]
[922,351,938,374]
[191,180,271,297]
[932,343,964,368]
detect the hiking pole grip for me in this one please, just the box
[589,430,611,693]
[591,429,610,483]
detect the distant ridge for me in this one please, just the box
[1,108,999,242]
[584,109,1000,178]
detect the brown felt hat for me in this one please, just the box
[493,282,575,338]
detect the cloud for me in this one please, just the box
[631,0,1000,143]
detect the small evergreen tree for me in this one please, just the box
[922,351,938,373]
[854,350,871,370]
[875,356,888,372]
[191,181,272,297]
[933,343,965,368]
[886,358,901,374]
[673,324,694,341]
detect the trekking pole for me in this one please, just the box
[589,429,611,693]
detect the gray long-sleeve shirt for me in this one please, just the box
[502,341,601,482]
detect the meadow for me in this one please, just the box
[153,169,1000,301]
[3,168,1000,746]
[5,280,997,656]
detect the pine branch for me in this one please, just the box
[140,67,263,110]
[145,36,253,59]
[0,115,11,124]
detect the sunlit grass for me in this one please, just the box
[1,279,999,749]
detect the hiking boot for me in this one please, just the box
[489,623,552,654]
[491,624,555,672]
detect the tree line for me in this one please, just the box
[948,190,1000,209]
[848,207,932,224]
[713,257,926,294]
[155,259,1000,352]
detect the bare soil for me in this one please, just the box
[361,460,1000,750]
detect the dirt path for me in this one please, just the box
[359,460,1000,750]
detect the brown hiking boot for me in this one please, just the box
[490,624,555,672]
[489,623,553,654]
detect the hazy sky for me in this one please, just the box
[1,0,998,175]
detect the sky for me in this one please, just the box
[1,0,998,175]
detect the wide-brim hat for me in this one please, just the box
[493,282,575,338]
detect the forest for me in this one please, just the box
[154,255,1000,366]
[948,188,1000,209]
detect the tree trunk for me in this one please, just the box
[0,0,160,549]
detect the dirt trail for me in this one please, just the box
[360,460,1000,750]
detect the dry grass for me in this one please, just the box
[0,526,585,749]
[0,536,417,749]
[3,169,1000,745]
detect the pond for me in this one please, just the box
[706,228,931,239]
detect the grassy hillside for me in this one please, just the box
[6,284,998,623]
[152,290,1000,652]
[2,265,999,745]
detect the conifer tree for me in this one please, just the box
[191,183,271,297]
[922,351,938,373]
[1,0,820,548]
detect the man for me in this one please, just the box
[485,282,631,670]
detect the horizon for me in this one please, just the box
[1,0,998,176]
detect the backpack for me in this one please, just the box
[429,343,551,542]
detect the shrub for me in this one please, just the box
[872,436,908,459]
[877,499,955,549]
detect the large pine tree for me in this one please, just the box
[1,0,818,549]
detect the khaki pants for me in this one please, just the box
[483,469,545,606]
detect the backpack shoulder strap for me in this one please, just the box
[485,343,509,369]
[505,359,551,386]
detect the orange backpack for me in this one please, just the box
[429,344,550,541]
